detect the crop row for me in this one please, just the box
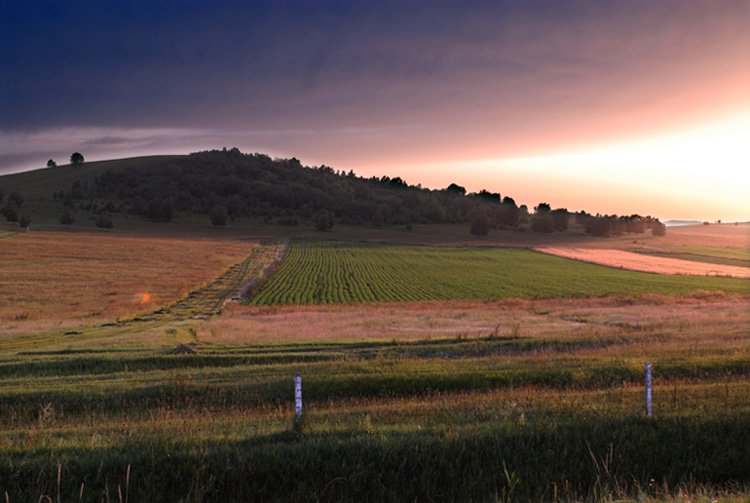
[249,240,750,305]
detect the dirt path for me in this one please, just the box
[124,239,289,324]
[535,247,750,279]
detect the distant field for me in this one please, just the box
[638,245,750,268]
[249,240,750,305]
[537,247,750,278]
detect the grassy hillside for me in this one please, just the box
[1,149,666,242]
[0,156,178,201]
[0,156,179,226]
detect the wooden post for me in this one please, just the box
[645,363,652,417]
[294,373,302,423]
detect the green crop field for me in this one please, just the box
[249,240,750,305]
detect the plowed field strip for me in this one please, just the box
[535,247,750,279]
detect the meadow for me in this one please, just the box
[0,224,749,502]
[1,295,749,502]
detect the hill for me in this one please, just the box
[0,148,663,238]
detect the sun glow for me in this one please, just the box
[483,115,750,220]
[537,116,750,185]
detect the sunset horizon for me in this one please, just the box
[2,0,748,222]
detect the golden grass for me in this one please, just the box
[196,293,750,348]
[0,230,256,333]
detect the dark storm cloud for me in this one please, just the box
[1,0,747,180]
[1,0,579,131]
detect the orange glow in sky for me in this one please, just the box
[2,1,748,222]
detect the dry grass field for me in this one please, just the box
[196,291,750,346]
[0,229,255,334]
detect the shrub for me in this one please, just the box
[95,214,114,229]
[2,203,19,222]
[550,209,569,231]
[652,221,666,236]
[531,214,553,233]
[60,208,75,225]
[315,209,335,231]
[8,191,23,207]
[371,209,385,228]
[145,199,174,222]
[470,214,489,237]
[210,205,228,226]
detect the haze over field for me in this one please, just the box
[1,0,748,221]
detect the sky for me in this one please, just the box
[1,0,748,222]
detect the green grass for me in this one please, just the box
[249,240,750,305]
[1,308,749,502]
[636,245,750,268]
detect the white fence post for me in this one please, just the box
[645,363,652,417]
[294,373,303,423]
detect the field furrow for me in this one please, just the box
[248,240,750,306]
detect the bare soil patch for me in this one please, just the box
[535,247,750,278]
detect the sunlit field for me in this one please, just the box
[0,226,748,502]
[0,230,256,333]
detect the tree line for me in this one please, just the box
[60,148,527,230]
[34,147,664,237]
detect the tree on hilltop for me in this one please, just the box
[47,159,57,168]
[445,183,466,196]
[534,202,551,214]
[70,152,84,165]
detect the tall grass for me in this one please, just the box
[1,296,748,501]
